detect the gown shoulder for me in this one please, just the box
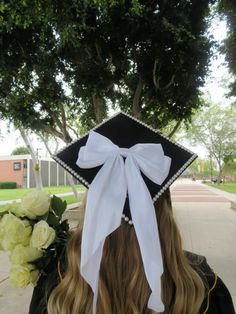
[28,250,67,314]
[185,251,235,314]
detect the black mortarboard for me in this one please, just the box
[53,112,197,219]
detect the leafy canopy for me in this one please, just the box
[185,104,236,179]
[11,146,30,155]
[218,0,236,99]
[1,0,215,138]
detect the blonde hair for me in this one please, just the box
[48,192,205,314]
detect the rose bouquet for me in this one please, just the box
[0,190,70,288]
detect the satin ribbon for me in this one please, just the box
[76,130,171,313]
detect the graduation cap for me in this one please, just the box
[53,112,197,314]
[53,111,197,216]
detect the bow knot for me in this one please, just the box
[119,147,130,157]
[76,130,171,314]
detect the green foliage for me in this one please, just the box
[187,158,217,179]
[218,0,236,98]
[0,182,17,189]
[0,0,215,139]
[185,104,236,180]
[206,182,236,193]
[50,195,67,220]
[11,146,29,155]
[223,153,236,177]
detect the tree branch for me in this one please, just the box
[153,60,175,90]
[20,128,43,190]
[41,124,65,142]
[38,134,53,155]
[46,107,64,131]
[59,103,67,132]
[67,125,79,138]
[46,106,72,143]
[164,74,175,89]
[95,43,103,63]
[168,120,182,138]
[153,60,160,90]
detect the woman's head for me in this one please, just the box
[48,191,205,314]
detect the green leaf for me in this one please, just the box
[60,219,70,232]
[31,250,56,271]
[46,212,60,227]
[50,195,67,218]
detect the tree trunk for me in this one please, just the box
[209,155,213,182]
[92,94,103,123]
[20,129,43,191]
[132,77,143,119]
[66,173,81,201]
[217,162,223,184]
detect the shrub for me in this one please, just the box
[0,182,17,189]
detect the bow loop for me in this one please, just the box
[130,143,171,185]
[77,131,119,168]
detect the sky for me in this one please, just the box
[0,18,234,159]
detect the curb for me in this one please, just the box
[231,201,236,211]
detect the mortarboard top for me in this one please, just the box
[53,112,197,207]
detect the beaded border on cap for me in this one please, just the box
[52,111,197,206]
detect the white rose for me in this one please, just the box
[9,264,39,288]
[30,221,55,249]
[21,190,50,219]
[0,214,32,251]
[6,202,24,218]
[10,244,43,265]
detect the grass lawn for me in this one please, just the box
[0,194,85,212]
[0,185,85,201]
[62,194,85,204]
[205,182,236,194]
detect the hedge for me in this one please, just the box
[0,182,17,189]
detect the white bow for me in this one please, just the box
[76,130,171,313]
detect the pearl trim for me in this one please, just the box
[52,111,197,204]
[121,214,133,226]
[53,155,90,188]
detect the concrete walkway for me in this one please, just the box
[0,179,236,313]
[171,179,236,309]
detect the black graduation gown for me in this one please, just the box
[29,251,235,314]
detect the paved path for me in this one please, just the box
[171,182,230,202]
[1,179,236,312]
[171,179,236,309]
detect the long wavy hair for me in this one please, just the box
[47,191,205,314]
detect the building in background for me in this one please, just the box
[0,155,75,188]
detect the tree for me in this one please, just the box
[187,158,217,179]
[11,146,29,155]
[0,0,215,137]
[185,104,236,182]
[223,152,236,180]
[218,0,236,99]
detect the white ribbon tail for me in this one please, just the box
[126,155,165,312]
[80,155,127,313]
